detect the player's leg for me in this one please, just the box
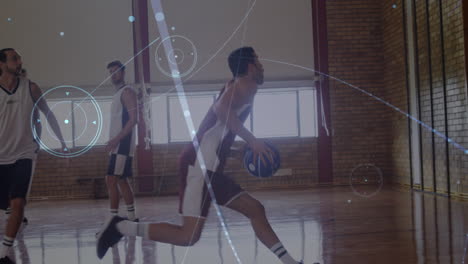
[97,159,209,259]
[142,216,204,246]
[3,197,25,243]
[117,178,137,221]
[225,190,302,264]
[105,175,120,217]
[117,156,137,221]
[1,159,34,263]
[106,154,123,217]
[227,193,279,247]
[4,204,27,234]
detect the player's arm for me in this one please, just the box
[213,85,272,164]
[32,108,42,139]
[106,88,138,152]
[30,82,67,150]
[213,85,255,144]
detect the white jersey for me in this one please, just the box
[0,77,39,164]
[109,85,136,157]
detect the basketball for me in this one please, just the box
[243,142,281,178]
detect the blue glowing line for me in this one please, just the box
[261,58,468,154]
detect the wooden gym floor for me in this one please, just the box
[1,186,467,264]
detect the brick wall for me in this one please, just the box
[442,0,467,195]
[382,0,467,196]
[382,0,411,187]
[30,138,318,199]
[326,0,393,185]
[32,146,110,199]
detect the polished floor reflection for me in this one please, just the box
[2,187,468,263]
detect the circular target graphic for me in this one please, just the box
[155,35,198,78]
[349,163,383,198]
[31,85,103,158]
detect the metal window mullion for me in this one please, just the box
[403,0,413,188]
[313,90,318,137]
[167,95,172,143]
[425,0,437,192]
[250,99,254,136]
[71,100,76,148]
[412,0,424,191]
[296,90,301,137]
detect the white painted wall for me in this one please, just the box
[0,0,135,92]
[1,0,314,94]
[147,0,314,85]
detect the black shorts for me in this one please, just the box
[107,154,133,179]
[0,159,35,210]
[178,156,244,218]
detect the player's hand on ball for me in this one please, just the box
[249,139,274,166]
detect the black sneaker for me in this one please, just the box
[96,216,125,259]
[0,256,15,264]
[95,217,132,239]
[22,217,28,225]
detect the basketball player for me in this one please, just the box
[103,60,138,222]
[4,66,29,232]
[0,48,68,264]
[97,47,302,264]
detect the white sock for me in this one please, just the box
[126,204,136,220]
[270,242,300,264]
[116,221,149,239]
[1,236,14,258]
[110,208,118,218]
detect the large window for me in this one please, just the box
[168,95,215,142]
[151,87,318,143]
[252,91,298,138]
[38,85,318,149]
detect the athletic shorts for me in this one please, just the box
[178,155,244,218]
[0,159,35,210]
[107,154,133,179]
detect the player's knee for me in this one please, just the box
[117,178,128,187]
[179,222,203,246]
[117,178,130,187]
[181,231,201,246]
[118,177,128,183]
[106,175,118,186]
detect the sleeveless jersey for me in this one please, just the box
[109,85,136,157]
[0,77,39,164]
